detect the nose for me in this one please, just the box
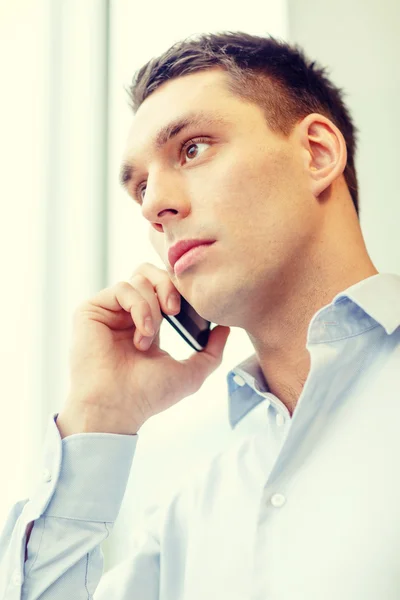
[141,170,191,232]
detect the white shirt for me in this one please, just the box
[1,272,400,599]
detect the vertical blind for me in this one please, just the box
[0,0,110,522]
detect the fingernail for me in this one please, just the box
[139,336,152,350]
[167,293,180,312]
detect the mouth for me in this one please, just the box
[170,241,216,276]
[168,239,215,270]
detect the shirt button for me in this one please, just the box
[233,374,245,387]
[12,570,22,586]
[276,413,285,427]
[270,493,286,508]
[42,468,52,482]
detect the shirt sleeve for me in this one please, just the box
[0,412,162,599]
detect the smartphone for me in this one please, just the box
[161,295,211,352]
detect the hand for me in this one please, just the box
[56,263,230,437]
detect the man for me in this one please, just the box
[1,31,399,599]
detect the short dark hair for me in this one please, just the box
[128,31,359,217]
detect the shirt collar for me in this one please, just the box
[331,272,400,336]
[226,272,400,429]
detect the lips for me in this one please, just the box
[168,239,215,269]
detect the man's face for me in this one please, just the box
[121,68,317,327]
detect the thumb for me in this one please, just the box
[203,325,231,362]
[182,325,231,392]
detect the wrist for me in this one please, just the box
[56,403,142,438]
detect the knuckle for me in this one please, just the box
[117,280,133,291]
[133,296,149,312]
[118,281,140,299]
[111,281,130,296]
[141,261,156,270]
[129,264,143,277]
[129,273,148,286]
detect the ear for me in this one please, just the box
[298,113,347,198]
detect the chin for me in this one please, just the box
[198,302,236,327]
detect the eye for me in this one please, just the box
[135,137,210,203]
[180,137,210,162]
[136,183,146,203]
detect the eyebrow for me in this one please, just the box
[119,110,230,191]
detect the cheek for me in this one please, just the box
[204,150,264,202]
[210,147,289,213]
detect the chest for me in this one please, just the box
[160,399,400,600]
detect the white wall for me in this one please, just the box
[104,0,288,570]
[287,0,400,274]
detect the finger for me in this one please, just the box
[128,273,163,344]
[86,282,156,349]
[129,263,181,317]
[180,325,231,394]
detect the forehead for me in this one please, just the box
[123,69,239,157]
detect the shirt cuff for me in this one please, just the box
[24,413,138,524]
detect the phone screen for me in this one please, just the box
[161,295,211,351]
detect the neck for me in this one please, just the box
[247,203,378,416]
